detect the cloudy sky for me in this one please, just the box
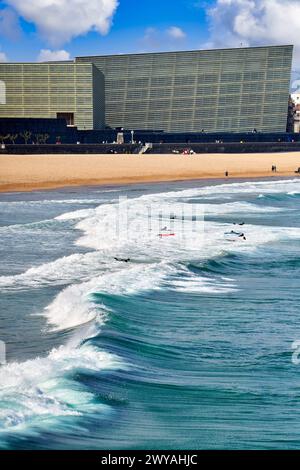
[0,0,299,73]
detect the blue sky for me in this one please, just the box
[0,0,299,74]
[0,0,210,61]
[64,0,209,58]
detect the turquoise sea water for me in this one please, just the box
[1,178,300,449]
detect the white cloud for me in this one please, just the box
[0,51,7,62]
[141,26,187,51]
[166,26,186,40]
[142,27,162,49]
[143,27,157,41]
[6,0,119,46]
[38,49,71,62]
[205,0,300,69]
[0,8,21,40]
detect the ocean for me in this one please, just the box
[1,177,300,450]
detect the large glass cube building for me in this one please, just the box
[0,45,293,133]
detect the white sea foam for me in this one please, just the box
[43,261,175,331]
[140,178,300,200]
[0,260,175,433]
[55,208,96,221]
[170,276,238,294]
[73,196,296,262]
[202,201,281,215]
[1,189,299,293]
[287,191,300,196]
[0,252,110,290]
[167,264,238,294]
[2,178,300,436]
[0,198,106,207]
[73,199,263,253]
[0,343,122,431]
[0,219,59,233]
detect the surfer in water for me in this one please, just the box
[114,257,131,263]
[225,230,244,236]
[224,230,246,241]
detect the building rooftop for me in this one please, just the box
[75,44,293,60]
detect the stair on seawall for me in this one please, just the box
[139,142,153,154]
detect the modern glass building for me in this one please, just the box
[0,45,293,133]
[76,45,293,133]
[0,62,105,130]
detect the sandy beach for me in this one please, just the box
[1,152,300,192]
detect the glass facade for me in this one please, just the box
[76,45,293,133]
[0,62,105,130]
[0,46,293,133]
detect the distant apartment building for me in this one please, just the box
[0,45,293,133]
[291,90,300,133]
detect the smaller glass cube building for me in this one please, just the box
[0,62,105,130]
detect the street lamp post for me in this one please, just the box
[131,130,134,144]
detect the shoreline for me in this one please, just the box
[0,173,298,194]
[1,152,300,193]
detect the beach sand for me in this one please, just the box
[1,152,300,192]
